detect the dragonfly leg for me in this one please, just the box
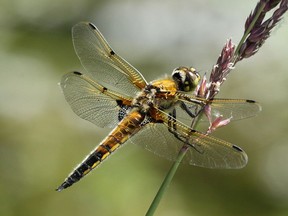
[180,101,197,118]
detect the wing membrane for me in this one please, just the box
[61,71,132,128]
[72,22,147,98]
[178,94,261,121]
[130,110,247,169]
[208,98,262,120]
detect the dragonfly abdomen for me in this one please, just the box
[56,110,144,191]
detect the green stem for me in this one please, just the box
[145,109,204,215]
[145,145,189,216]
[234,2,266,58]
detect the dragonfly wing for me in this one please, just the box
[61,71,132,128]
[72,22,147,98]
[182,129,248,168]
[130,122,184,161]
[130,111,247,169]
[179,94,261,121]
[208,98,262,120]
[172,101,201,127]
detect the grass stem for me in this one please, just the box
[145,145,189,216]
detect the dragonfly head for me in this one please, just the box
[172,67,201,92]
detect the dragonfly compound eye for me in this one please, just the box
[172,67,201,92]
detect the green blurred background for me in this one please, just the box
[1,0,288,215]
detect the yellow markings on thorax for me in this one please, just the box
[151,78,178,95]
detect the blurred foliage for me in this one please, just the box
[0,0,288,215]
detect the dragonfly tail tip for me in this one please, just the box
[56,185,64,192]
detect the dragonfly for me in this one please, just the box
[56,22,261,191]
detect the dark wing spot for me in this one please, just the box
[116,100,123,106]
[246,99,256,103]
[110,50,115,56]
[73,71,82,75]
[88,22,97,30]
[232,145,244,152]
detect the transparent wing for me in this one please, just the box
[178,95,261,122]
[61,71,132,128]
[130,111,247,169]
[72,22,147,98]
[208,98,262,120]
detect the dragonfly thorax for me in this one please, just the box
[131,67,201,114]
[172,67,200,92]
[132,79,179,114]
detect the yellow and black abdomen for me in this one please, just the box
[56,110,144,191]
